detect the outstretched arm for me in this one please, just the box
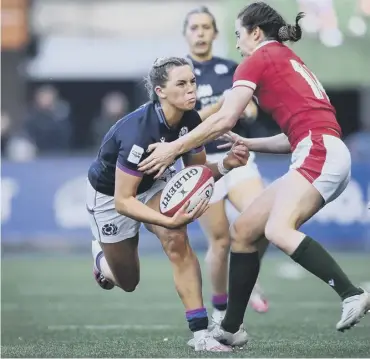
[138,86,254,177]
[197,101,223,122]
[246,133,291,153]
[219,132,291,154]
[198,92,257,123]
[175,86,254,155]
[182,143,250,181]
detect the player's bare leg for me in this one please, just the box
[92,235,140,292]
[199,199,231,327]
[146,193,231,352]
[228,176,269,314]
[92,239,115,289]
[216,171,368,346]
[211,179,281,346]
[264,170,368,331]
[196,173,268,337]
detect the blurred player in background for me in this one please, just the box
[183,6,269,328]
[297,0,343,47]
[348,0,370,36]
[139,2,370,346]
[298,0,370,45]
[86,57,250,352]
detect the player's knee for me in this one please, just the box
[209,233,231,255]
[120,280,139,293]
[114,270,140,292]
[264,219,286,248]
[231,217,255,245]
[161,230,190,263]
[230,217,259,252]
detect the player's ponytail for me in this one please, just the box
[277,12,304,43]
[238,3,304,44]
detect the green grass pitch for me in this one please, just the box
[2,252,370,357]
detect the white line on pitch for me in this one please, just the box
[4,301,338,312]
[2,302,182,311]
[47,324,175,331]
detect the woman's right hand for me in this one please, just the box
[164,199,209,229]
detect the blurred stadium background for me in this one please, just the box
[2,0,370,357]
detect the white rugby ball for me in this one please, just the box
[160,165,214,217]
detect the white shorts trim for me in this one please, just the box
[289,133,351,203]
[86,171,174,244]
[206,151,261,204]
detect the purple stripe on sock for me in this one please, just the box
[116,162,143,177]
[95,251,104,272]
[186,307,207,320]
[212,294,228,305]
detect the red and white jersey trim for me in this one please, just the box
[252,40,279,53]
[232,80,257,90]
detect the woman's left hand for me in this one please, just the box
[223,141,250,169]
[217,131,245,150]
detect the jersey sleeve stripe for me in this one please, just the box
[232,80,257,90]
[188,146,205,154]
[116,163,143,177]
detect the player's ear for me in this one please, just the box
[254,26,262,40]
[155,86,167,99]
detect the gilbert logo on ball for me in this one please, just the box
[160,165,214,217]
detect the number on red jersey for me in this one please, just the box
[290,59,330,102]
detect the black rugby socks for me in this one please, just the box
[291,236,363,300]
[186,307,208,332]
[212,294,228,311]
[221,251,260,333]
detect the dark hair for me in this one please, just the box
[144,57,193,101]
[183,6,219,35]
[237,2,304,43]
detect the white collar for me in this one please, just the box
[253,40,279,53]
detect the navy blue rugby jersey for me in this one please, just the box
[188,55,248,153]
[88,101,204,196]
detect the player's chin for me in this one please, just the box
[182,99,196,110]
[193,46,210,56]
[239,49,249,58]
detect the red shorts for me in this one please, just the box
[290,129,351,203]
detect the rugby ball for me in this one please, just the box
[160,165,214,217]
